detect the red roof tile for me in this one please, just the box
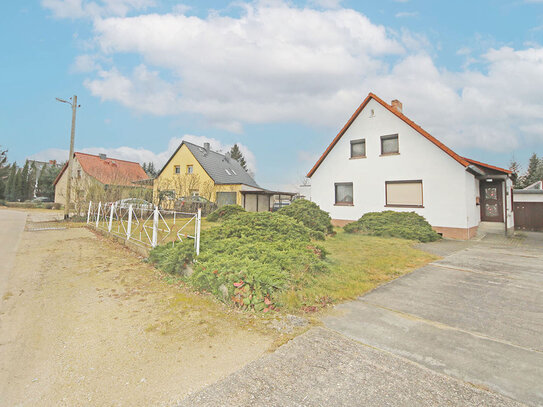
[462,157,511,174]
[308,93,473,178]
[54,152,148,186]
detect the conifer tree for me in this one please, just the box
[229,144,248,171]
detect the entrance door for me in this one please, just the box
[480,181,503,222]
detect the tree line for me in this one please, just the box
[510,153,543,188]
[0,146,62,202]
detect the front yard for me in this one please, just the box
[279,229,438,312]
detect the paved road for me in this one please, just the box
[0,210,27,299]
[179,234,542,406]
[324,234,543,406]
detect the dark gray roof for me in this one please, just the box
[158,141,259,188]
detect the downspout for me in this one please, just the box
[503,180,508,237]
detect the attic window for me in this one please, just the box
[381,134,399,155]
[231,169,237,175]
[187,165,193,174]
[225,169,232,175]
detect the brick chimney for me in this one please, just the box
[49,160,56,165]
[391,99,403,114]
[203,142,210,154]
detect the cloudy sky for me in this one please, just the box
[2,0,543,189]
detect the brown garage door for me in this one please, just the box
[514,202,543,231]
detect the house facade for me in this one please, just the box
[154,141,292,211]
[307,93,513,239]
[54,152,149,208]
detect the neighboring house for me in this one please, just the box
[154,141,294,211]
[307,92,514,239]
[54,152,149,206]
[513,180,543,231]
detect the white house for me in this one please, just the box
[307,93,514,239]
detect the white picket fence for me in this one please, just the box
[86,201,201,254]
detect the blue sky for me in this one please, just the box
[1,0,543,189]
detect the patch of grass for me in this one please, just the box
[344,211,441,242]
[277,229,438,312]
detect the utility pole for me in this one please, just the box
[56,95,80,219]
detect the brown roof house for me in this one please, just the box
[54,152,149,211]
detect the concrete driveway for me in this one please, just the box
[324,233,543,406]
[179,233,541,407]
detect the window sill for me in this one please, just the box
[349,156,366,160]
[380,153,400,157]
[385,204,424,208]
[335,203,354,206]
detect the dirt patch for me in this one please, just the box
[0,227,276,406]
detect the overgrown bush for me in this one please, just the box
[0,199,5,206]
[149,211,328,312]
[206,204,245,222]
[344,211,441,242]
[278,199,333,235]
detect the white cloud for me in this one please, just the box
[41,0,155,19]
[70,54,102,73]
[46,0,543,156]
[28,135,258,174]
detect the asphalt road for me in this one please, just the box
[179,233,542,406]
[0,210,27,300]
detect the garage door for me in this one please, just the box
[514,202,543,231]
[216,192,237,207]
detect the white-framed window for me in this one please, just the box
[350,139,366,158]
[174,165,180,174]
[381,134,399,155]
[335,182,353,205]
[187,165,193,174]
[385,180,423,207]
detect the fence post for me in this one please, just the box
[108,202,115,232]
[96,202,102,228]
[152,206,159,247]
[196,207,201,256]
[87,201,92,224]
[127,204,133,240]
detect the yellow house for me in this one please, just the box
[154,141,280,211]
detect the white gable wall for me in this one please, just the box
[310,99,476,231]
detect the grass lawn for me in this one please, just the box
[278,229,438,312]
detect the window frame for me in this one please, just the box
[174,165,180,174]
[385,180,424,208]
[186,165,193,174]
[380,134,399,156]
[350,138,366,159]
[334,182,354,206]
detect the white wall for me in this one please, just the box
[310,98,477,229]
[513,192,543,202]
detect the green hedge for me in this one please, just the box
[278,199,333,235]
[206,204,245,222]
[149,211,328,312]
[344,211,441,242]
[4,201,61,210]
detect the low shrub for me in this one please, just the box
[149,211,328,312]
[4,201,61,210]
[206,204,245,222]
[0,199,5,206]
[278,199,333,235]
[344,211,441,242]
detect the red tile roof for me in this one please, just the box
[307,93,508,177]
[54,152,148,186]
[462,157,512,174]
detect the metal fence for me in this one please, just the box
[86,201,201,253]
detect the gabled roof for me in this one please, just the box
[157,141,260,188]
[54,152,148,186]
[307,92,481,177]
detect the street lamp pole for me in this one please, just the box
[56,95,80,220]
